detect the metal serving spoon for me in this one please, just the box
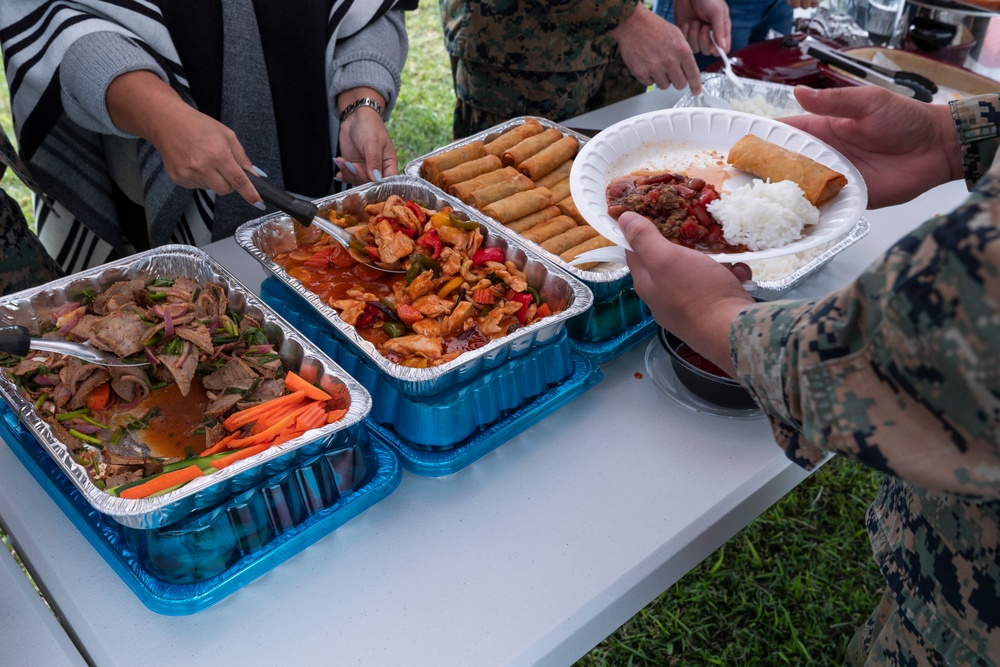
[0,325,148,367]
[245,171,405,273]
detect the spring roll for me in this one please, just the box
[533,159,573,189]
[521,215,577,244]
[556,196,587,226]
[504,205,562,234]
[449,166,519,200]
[501,128,562,167]
[481,187,554,223]
[518,135,579,181]
[726,134,847,206]
[559,234,616,270]
[435,154,502,190]
[484,118,545,157]
[547,177,571,204]
[540,224,598,255]
[420,141,486,183]
[464,173,536,209]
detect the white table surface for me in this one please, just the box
[0,90,970,666]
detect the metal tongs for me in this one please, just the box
[244,170,404,273]
[0,325,148,367]
[799,37,935,103]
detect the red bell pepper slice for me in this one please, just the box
[507,290,533,325]
[417,228,443,259]
[405,200,428,225]
[472,247,505,265]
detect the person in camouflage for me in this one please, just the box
[439,0,732,139]
[620,85,1000,665]
[0,128,61,294]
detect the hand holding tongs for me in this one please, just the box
[799,37,935,103]
[0,325,147,367]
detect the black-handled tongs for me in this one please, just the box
[800,37,935,103]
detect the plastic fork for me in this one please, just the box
[711,31,745,92]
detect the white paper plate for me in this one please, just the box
[569,108,868,262]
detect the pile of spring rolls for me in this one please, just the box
[419,118,615,269]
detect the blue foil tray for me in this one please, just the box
[260,278,603,476]
[0,405,401,616]
[566,280,655,364]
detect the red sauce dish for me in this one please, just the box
[658,328,757,410]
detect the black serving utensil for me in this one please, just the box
[0,325,148,367]
[800,38,935,103]
[244,170,405,273]
[835,50,938,94]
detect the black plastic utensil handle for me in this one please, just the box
[245,170,318,226]
[0,325,31,357]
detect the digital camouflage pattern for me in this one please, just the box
[439,0,647,137]
[0,128,61,295]
[730,93,1000,665]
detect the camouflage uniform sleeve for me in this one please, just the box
[950,93,1000,189]
[729,135,1000,500]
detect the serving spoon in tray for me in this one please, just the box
[245,170,405,273]
[0,325,149,367]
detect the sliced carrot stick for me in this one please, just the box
[228,413,299,449]
[85,382,112,411]
[267,429,310,448]
[283,371,334,401]
[119,465,204,499]
[292,403,326,430]
[209,442,273,470]
[223,391,308,431]
[201,432,241,456]
[326,408,348,423]
[250,400,315,435]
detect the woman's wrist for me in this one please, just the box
[337,87,387,122]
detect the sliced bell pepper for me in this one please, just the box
[471,247,504,265]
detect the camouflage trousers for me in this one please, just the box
[449,55,647,140]
[0,188,62,295]
[844,585,987,666]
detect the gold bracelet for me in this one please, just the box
[339,97,383,122]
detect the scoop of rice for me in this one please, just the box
[706,179,819,251]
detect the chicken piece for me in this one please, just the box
[329,299,366,326]
[478,301,522,335]
[369,219,414,265]
[490,267,528,293]
[407,270,437,300]
[411,294,454,318]
[345,289,379,302]
[381,334,443,360]
[411,319,443,337]
[436,225,467,250]
[468,229,485,257]
[439,247,462,276]
[442,301,476,335]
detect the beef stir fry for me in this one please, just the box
[1,277,348,498]
[275,195,558,368]
[606,172,748,254]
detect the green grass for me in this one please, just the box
[0,1,888,661]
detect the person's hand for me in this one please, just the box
[619,211,753,376]
[784,86,962,208]
[674,0,732,61]
[609,2,704,95]
[335,89,398,186]
[107,70,263,207]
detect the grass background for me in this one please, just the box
[1,1,888,663]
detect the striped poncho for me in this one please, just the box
[0,0,408,272]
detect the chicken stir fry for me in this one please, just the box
[276,196,557,367]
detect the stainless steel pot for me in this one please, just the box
[889,0,1000,80]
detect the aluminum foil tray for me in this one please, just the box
[746,217,870,300]
[675,73,805,116]
[0,402,400,615]
[261,277,601,470]
[0,245,373,530]
[236,177,593,397]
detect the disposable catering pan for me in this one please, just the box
[0,245,373,530]
[674,73,806,117]
[236,176,593,397]
[405,117,654,360]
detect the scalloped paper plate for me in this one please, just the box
[569,108,868,262]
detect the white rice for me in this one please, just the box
[728,94,804,119]
[706,179,818,251]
